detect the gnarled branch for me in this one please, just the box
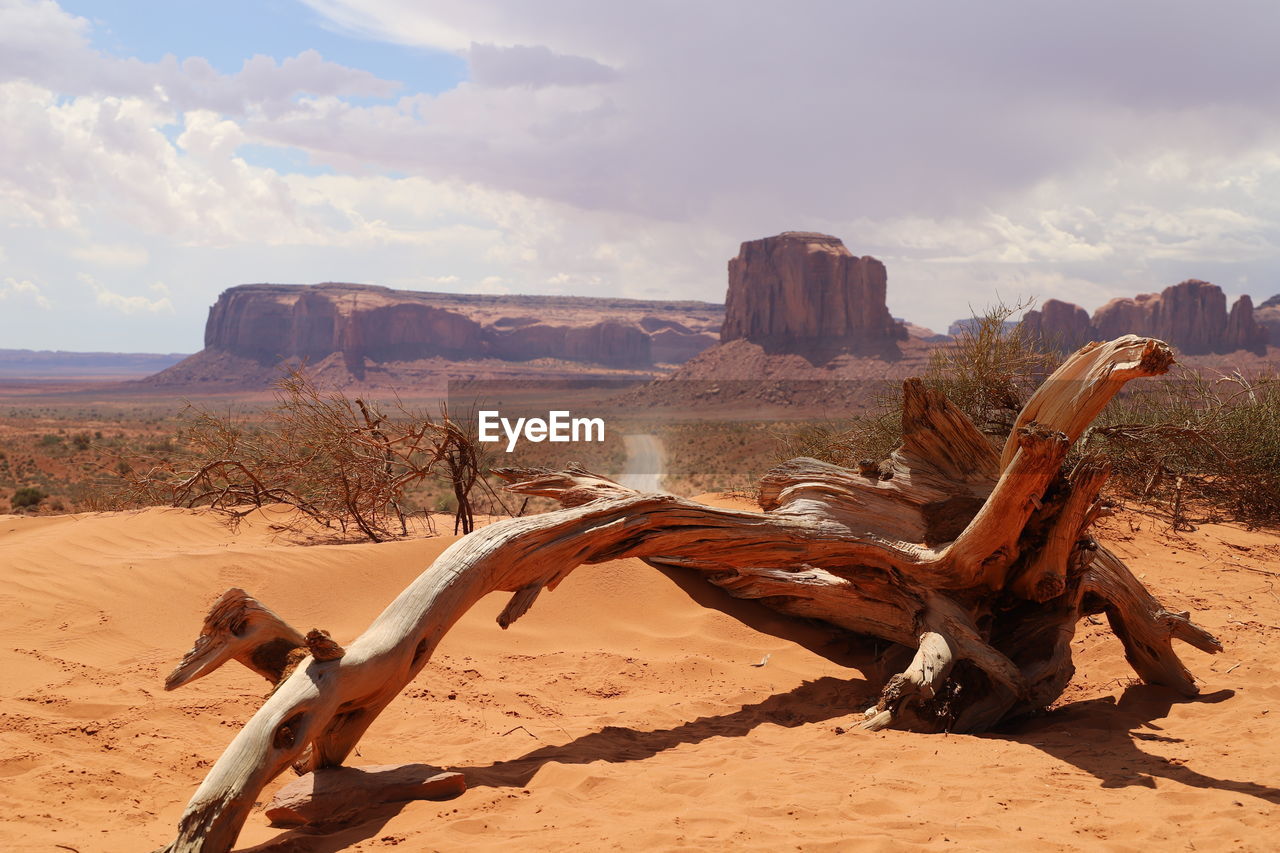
[158,336,1220,853]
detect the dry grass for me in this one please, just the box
[657,421,779,496]
[1084,368,1280,528]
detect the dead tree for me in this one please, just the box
[157,336,1221,852]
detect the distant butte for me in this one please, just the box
[1254,293,1280,344]
[202,283,723,368]
[132,246,1277,394]
[640,232,934,409]
[1021,279,1269,355]
[142,283,725,389]
[721,232,907,355]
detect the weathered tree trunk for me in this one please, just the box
[157,335,1220,852]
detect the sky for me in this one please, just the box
[2,0,1279,352]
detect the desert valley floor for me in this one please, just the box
[1,497,1278,852]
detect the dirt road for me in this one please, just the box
[617,433,665,492]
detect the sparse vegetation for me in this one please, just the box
[775,303,1058,470]
[774,302,1280,528]
[658,421,780,496]
[921,301,1061,436]
[5,311,1275,533]
[94,369,503,541]
[1085,368,1280,528]
[12,486,47,509]
[0,383,628,525]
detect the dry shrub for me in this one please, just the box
[921,302,1061,437]
[773,411,900,471]
[11,486,47,510]
[434,402,503,534]
[96,369,500,540]
[1083,369,1280,528]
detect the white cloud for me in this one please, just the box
[70,242,150,268]
[474,275,512,293]
[299,0,482,52]
[0,276,51,308]
[468,43,617,89]
[83,274,174,315]
[4,0,1280,346]
[0,1,91,82]
[0,83,381,246]
[282,2,1280,224]
[0,2,399,113]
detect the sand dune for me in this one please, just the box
[1,502,1277,851]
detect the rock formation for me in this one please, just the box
[1225,294,1266,355]
[1022,280,1269,355]
[200,283,721,370]
[1018,299,1094,351]
[721,232,905,352]
[1254,294,1280,344]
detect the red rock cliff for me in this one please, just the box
[1256,294,1280,344]
[721,232,905,351]
[1022,280,1268,355]
[1020,299,1094,351]
[202,283,721,369]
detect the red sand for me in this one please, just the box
[1,500,1277,851]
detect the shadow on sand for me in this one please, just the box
[1000,684,1278,803]
[238,679,1277,851]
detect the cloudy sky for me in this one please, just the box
[2,0,1279,352]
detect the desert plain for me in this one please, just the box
[2,484,1278,851]
[2,248,1279,850]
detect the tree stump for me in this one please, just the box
[157,335,1221,852]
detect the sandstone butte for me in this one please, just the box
[199,282,724,370]
[1021,280,1270,355]
[1257,293,1280,343]
[146,251,1276,393]
[720,231,907,353]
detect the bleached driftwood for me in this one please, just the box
[157,335,1221,852]
[165,588,305,690]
